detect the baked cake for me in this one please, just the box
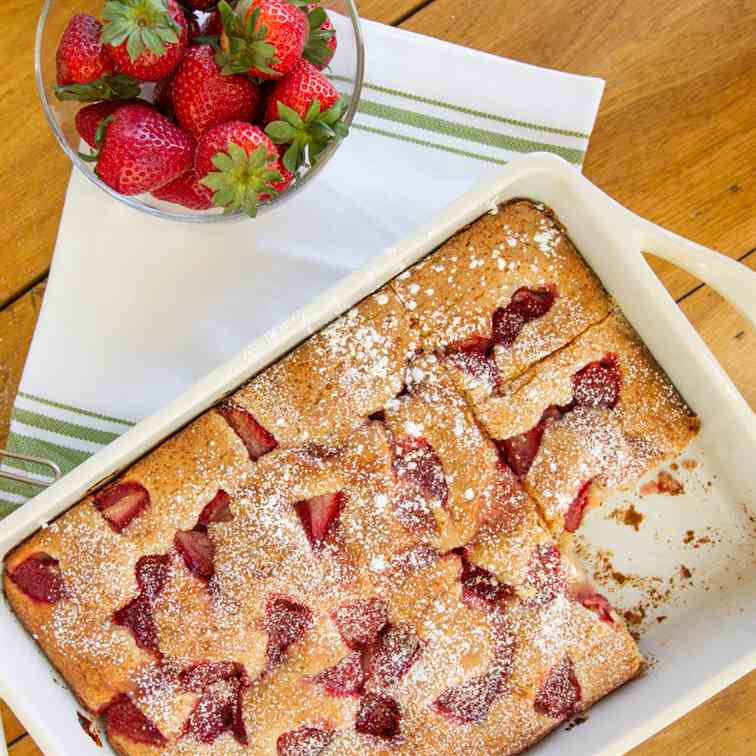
[3,200,697,755]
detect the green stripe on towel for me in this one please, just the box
[12,408,122,446]
[332,76,591,139]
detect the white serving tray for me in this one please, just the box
[2,153,755,756]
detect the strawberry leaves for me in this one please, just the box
[302,5,336,69]
[54,73,141,102]
[266,96,347,172]
[200,142,283,217]
[215,0,277,76]
[101,0,181,62]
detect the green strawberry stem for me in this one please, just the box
[200,143,283,217]
[215,0,277,76]
[101,0,180,62]
[265,96,348,172]
[302,6,335,69]
[54,73,142,102]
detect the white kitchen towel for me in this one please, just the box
[0,17,604,515]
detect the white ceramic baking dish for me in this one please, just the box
[2,152,755,756]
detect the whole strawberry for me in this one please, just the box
[172,45,260,139]
[56,14,114,84]
[152,169,212,209]
[55,14,141,101]
[264,59,347,171]
[292,1,336,69]
[96,103,193,194]
[75,99,143,148]
[216,0,307,80]
[195,121,292,216]
[101,0,189,82]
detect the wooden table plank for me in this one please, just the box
[1,701,25,745]
[8,736,42,756]
[0,284,45,448]
[401,0,756,299]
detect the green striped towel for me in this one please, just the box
[0,17,604,516]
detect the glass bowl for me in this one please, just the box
[34,0,364,222]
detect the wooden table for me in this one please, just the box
[1,0,754,753]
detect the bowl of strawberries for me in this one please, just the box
[36,0,363,220]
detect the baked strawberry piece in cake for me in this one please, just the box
[477,312,699,535]
[390,199,610,404]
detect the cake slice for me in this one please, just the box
[475,312,699,535]
[229,288,415,447]
[390,199,610,403]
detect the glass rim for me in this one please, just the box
[35,0,365,223]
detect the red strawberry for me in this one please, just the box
[264,59,346,171]
[75,99,142,148]
[54,15,141,102]
[265,595,312,668]
[56,14,115,85]
[313,651,365,697]
[113,594,161,653]
[293,491,344,550]
[492,285,557,347]
[533,656,582,719]
[102,0,189,82]
[571,354,622,409]
[496,405,562,478]
[458,555,513,610]
[175,529,215,580]
[264,59,337,123]
[572,586,613,623]
[152,169,213,210]
[181,663,249,744]
[9,553,66,604]
[330,598,389,650]
[103,695,167,746]
[135,554,172,599]
[355,694,401,739]
[152,76,175,114]
[94,480,150,532]
[277,727,333,756]
[363,624,421,688]
[216,0,307,80]
[113,554,170,654]
[197,489,233,528]
[95,103,193,194]
[434,670,503,724]
[302,2,337,69]
[218,404,278,460]
[172,45,260,139]
[564,479,593,533]
[196,121,292,216]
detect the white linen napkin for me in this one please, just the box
[0,17,604,515]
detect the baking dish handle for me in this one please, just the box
[636,219,756,330]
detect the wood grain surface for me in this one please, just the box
[0,0,754,753]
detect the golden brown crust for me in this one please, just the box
[3,202,691,756]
